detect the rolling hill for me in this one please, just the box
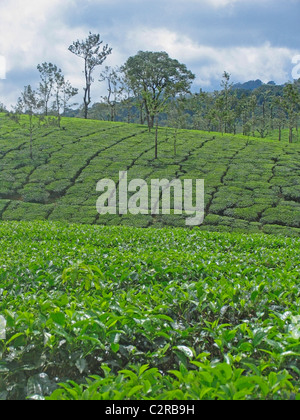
[1,113,300,400]
[0,113,299,236]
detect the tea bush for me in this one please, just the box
[0,221,299,400]
[0,113,299,236]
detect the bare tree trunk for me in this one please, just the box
[127,106,131,124]
[289,125,293,144]
[29,114,33,159]
[84,61,91,119]
[174,128,177,156]
[83,86,90,119]
[30,132,33,159]
[139,105,144,125]
[155,116,159,159]
[278,124,282,142]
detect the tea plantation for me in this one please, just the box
[0,222,299,400]
[0,114,299,400]
[0,113,299,235]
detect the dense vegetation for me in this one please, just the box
[90,75,300,143]
[0,24,299,402]
[0,98,299,400]
[0,113,299,236]
[0,221,299,400]
[2,33,299,142]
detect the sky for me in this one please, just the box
[0,0,299,109]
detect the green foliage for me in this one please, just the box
[0,221,299,400]
[47,363,297,401]
[2,202,54,221]
[0,113,300,236]
[122,51,195,129]
[261,202,300,228]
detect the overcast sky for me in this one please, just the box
[0,0,299,108]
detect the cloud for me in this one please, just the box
[0,0,299,107]
[0,0,63,66]
[0,56,6,80]
[205,0,240,7]
[126,27,297,87]
[0,0,90,106]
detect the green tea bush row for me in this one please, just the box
[0,222,299,400]
[1,115,300,235]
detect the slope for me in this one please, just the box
[0,113,299,236]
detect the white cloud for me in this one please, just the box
[0,0,91,106]
[0,56,6,79]
[171,0,242,8]
[0,0,297,107]
[0,0,63,67]
[126,27,297,87]
[193,43,296,86]
[206,0,240,7]
[204,0,267,8]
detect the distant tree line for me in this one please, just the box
[91,70,300,144]
[67,33,300,144]
[1,32,300,146]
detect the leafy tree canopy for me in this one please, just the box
[122,51,195,128]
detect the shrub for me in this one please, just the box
[261,203,300,228]
[224,205,266,222]
[20,184,50,204]
[1,114,300,236]
[262,224,300,237]
[2,202,53,221]
[282,186,300,203]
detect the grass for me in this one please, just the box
[0,221,299,400]
[0,113,299,236]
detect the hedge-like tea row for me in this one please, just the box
[0,222,299,400]
[0,114,299,235]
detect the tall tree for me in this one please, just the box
[191,90,213,131]
[213,72,236,135]
[52,71,78,127]
[220,71,234,133]
[62,80,79,116]
[167,95,188,155]
[282,81,299,143]
[99,66,123,122]
[52,69,64,127]
[37,62,58,116]
[255,88,272,138]
[19,86,41,159]
[0,102,6,112]
[122,51,195,131]
[119,73,135,124]
[272,96,286,141]
[53,69,64,127]
[248,94,257,137]
[68,32,112,119]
